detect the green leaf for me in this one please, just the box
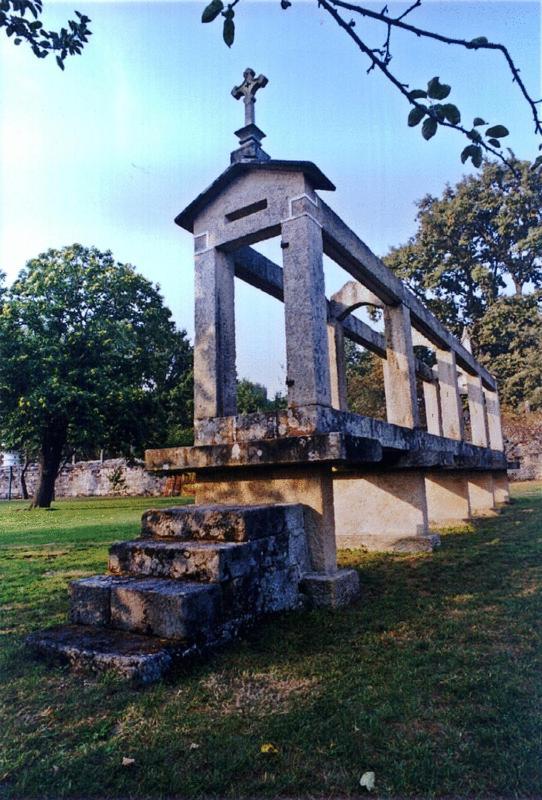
[442,103,461,125]
[201,0,223,23]
[468,128,482,143]
[408,105,426,127]
[427,76,451,100]
[473,117,486,126]
[280,0,291,8]
[488,138,501,148]
[55,55,65,70]
[223,16,234,46]
[470,36,488,46]
[422,116,438,140]
[409,89,427,100]
[530,155,542,171]
[461,144,482,167]
[486,124,509,138]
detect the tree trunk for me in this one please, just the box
[20,457,31,501]
[30,432,66,508]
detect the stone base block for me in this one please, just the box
[26,624,191,684]
[109,539,254,582]
[141,502,305,544]
[425,472,471,527]
[467,473,497,517]
[338,532,440,553]
[110,578,221,640]
[493,471,511,505]
[333,470,430,552]
[300,569,360,609]
[70,575,132,626]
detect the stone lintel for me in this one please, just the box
[146,433,383,473]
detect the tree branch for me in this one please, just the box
[326,0,542,137]
[318,0,518,173]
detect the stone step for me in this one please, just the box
[140,502,305,543]
[70,575,221,640]
[108,538,256,582]
[26,624,192,684]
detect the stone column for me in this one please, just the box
[467,473,497,516]
[466,373,489,447]
[484,388,505,451]
[382,304,418,428]
[437,348,464,440]
[281,215,332,408]
[423,380,443,436]
[194,248,236,420]
[327,321,348,411]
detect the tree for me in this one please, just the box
[1,0,91,68]
[473,294,542,412]
[201,0,542,172]
[385,158,542,334]
[344,340,386,420]
[236,378,286,414]
[0,245,193,508]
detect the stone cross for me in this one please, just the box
[232,68,268,127]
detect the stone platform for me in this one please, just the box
[27,502,359,682]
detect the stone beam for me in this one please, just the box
[317,198,497,390]
[466,373,489,447]
[484,388,505,451]
[233,247,434,384]
[437,348,464,441]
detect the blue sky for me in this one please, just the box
[1,0,540,394]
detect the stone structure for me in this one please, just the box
[28,70,509,681]
[0,458,170,501]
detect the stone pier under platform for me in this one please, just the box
[425,472,471,528]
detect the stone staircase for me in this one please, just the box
[27,503,323,683]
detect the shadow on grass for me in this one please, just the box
[1,490,541,798]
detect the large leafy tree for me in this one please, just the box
[385,158,542,334]
[0,245,193,507]
[385,159,542,411]
[1,0,91,68]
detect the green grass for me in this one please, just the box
[1,485,541,799]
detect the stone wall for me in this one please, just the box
[504,413,542,481]
[0,458,186,500]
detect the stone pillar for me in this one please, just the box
[194,248,236,420]
[281,215,332,408]
[425,472,471,527]
[493,471,510,504]
[327,321,348,411]
[423,380,443,436]
[484,388,504,451]
[333,470,437,552]
[466,373,489,447]
[437,348,464,441]
[195,465,338,575]
[382,304,418,428]
[467,473,497,516]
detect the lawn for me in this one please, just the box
[0,485,541,799]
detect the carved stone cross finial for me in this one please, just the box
[232,68,268,127]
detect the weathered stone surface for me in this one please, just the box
[493,471,511,504]
[333,470,431,551]
[109,539,255,582]
[467,472,497,517]
[110,578,221,640]
[140,502,305,544]
[69,575,132,627]
[26,624,185,683]
[425,472,471,527]
[301,569,360,609]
